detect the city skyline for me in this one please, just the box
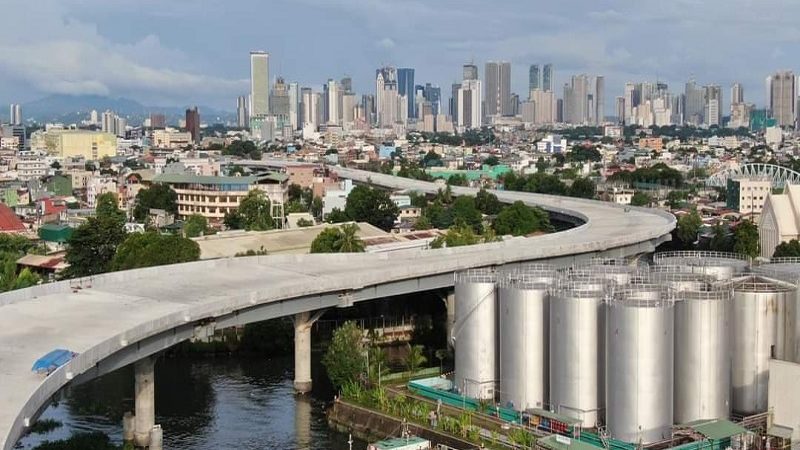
[2,0,800,113]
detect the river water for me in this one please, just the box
[17,355,367,450]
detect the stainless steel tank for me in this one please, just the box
[653,251,749,281]
[647,266,709,292]
[571,258,638,286]
[731,276,796,414]
[606,285,674,444]
[453,269,497,400]
[674,287,731,423]
[549,277,606,427]
[498,266,555,411]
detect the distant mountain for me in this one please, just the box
[22,94,234,125]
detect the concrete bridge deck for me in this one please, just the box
[0,168,675,450]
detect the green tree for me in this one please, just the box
[323,321,366,389]
[296,218,314,227]
[709,223,733,252]
[475,189,502,215]
[95,192,125,223]
[430,224,482,248]
[111,232,200,270]
[630,192,652,207]
[311,197,323,219]
[675,209,702,247]
[406,344,427,374]
[446,173,469,187]
[13,268,40,290]
[773,239,800,258]
[64,215,127,277]
[667,190,688,209]
[450,196,483,233]
[310,224,365,253]
[133,184,178,222]
[232,190,273,231]
[493,201,551,236]
[183,214,210,238]
[734,220,760,258]
[483,156,500,166]
[568,177,596,199]
[325,208,350,224]
[344,185,399,231]
[310,227,340,253]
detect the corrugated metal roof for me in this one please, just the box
[688,419,749,440]
[154,172,287,185]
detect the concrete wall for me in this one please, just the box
[768,359,800,440]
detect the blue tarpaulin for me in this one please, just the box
[32,349,76,374]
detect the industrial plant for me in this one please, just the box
[443,252,800,449]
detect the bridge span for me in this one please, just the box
[0,168,674,449]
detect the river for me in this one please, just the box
[16,354,368,450]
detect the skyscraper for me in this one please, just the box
[340,77,353,94]
[450,82,461,124]
[529,65,540,92]
[563,75,603,125]
[684,79,705,125]
[270,77,291,133]
[704,85,722,127]
[301,87,318,129]
[623,82,640,124]
[288,82,300,130]
[236,96,248,128]
[9,104,21,125]
[250,51,270,118]
[458,79,482,129]
[397,68,415,119]
[542,64,554,92]
[615,97,626,125]
[768,71,796,128]
[463,64,478,81]
[376,67,400,127]
[185,106,200,144]
[731,82,744,105]
[324,79,340,125]
[485,61,512,116]
[150,112,166,129]
[423,83,441,116]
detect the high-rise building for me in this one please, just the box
[150,113,167,129]
[704,85,722,127]
[397,68,415,119]
[270,77,291,134]
[529,65,540,92]
[340,77,353,94]
[185,106,200,144]
[288,82,300,130]
[450,82,461,124]
[485,61,512,116]
[768,71,796,128]
[731,82,744,105]
[423,83,441,116]
[9,104,21,125]
[623,82,640,124]
[236,96,248,128]
[101,110,116,134]
[90,110,99,126]
[376,67,401,127]
[563,75,603,125]
[323,79,341,125]
[615,97,625,125]
[463,64,478,81]
[684,79,705,125]
[457,79,482,129]
[301,87,318,129]
[529,89,556,124]
[362,95,376,125]
[542,64,554,92]
[249,51,270,118]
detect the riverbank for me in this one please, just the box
[328,399,476,449]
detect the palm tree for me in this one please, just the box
[406,344,427,375]
[335,223,365,253]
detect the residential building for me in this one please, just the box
[153,172,288,224]
[529,64,540,92]
[152,130,192,149]
[44,130,117,159]
[727,176,770,216]
[704,85,722,127]
[236,96,248,128]
[150,113,166,129]
[397,68,415,119]
[250,51,270,117]
[457,79,482,129]
[9,104,21,125]
[16,156,47,181]
[537,134,567,153]
[542,64,553,92]
[563,74,604,125]
[685,79,705,125]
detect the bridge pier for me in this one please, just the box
[133,356,156,447]
[442,291,455,350]
[293,310,326,394]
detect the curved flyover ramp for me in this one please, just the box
[0,168,674,450]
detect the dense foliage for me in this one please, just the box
[223,190,273,231]
[183,214,210,238]
[65,193,127,277]
[322,321,367,388]
[493,201,552,236]
[222,140,262,160]
[111,233,200,270]
[133,184,178,222]
[607,163,684,188]
[344,185,399,231]
[773,240,800,258]
[310,224,365,253]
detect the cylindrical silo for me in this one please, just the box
[549,276,606,427]
[606,285,674,445]
[498,265,555,411]
[454,269,497,400]
[674,287,731,423]
[647,266,709,292]
[753,263,800,364]
[731,276,795,414]
[653,251,749,281]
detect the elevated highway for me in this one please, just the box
[0,167,674,449]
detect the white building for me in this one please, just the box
[457,79,482,130]
[537,135,568,153]
[759,183,800,258]
[322,179,354,218]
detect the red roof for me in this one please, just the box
[0,203,26,232]
[41,198,67,216]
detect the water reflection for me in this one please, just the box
[18,355,365,450]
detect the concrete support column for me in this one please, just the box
[443,291,455,350]
[293,310,325,394]
[134,357,156,447]
[149,425,163,450]
[122,412,134,444]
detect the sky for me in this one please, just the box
[1,0,798,113]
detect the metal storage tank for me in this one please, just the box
[731,276,796,414]
[498,265,555,411]
[653,251,749,281]
[647,267,709,292]
[453,268,497,400]
[674,286,731,423]
[751,265,800,364]
[606,285,674,445]
[549,277,606,427]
